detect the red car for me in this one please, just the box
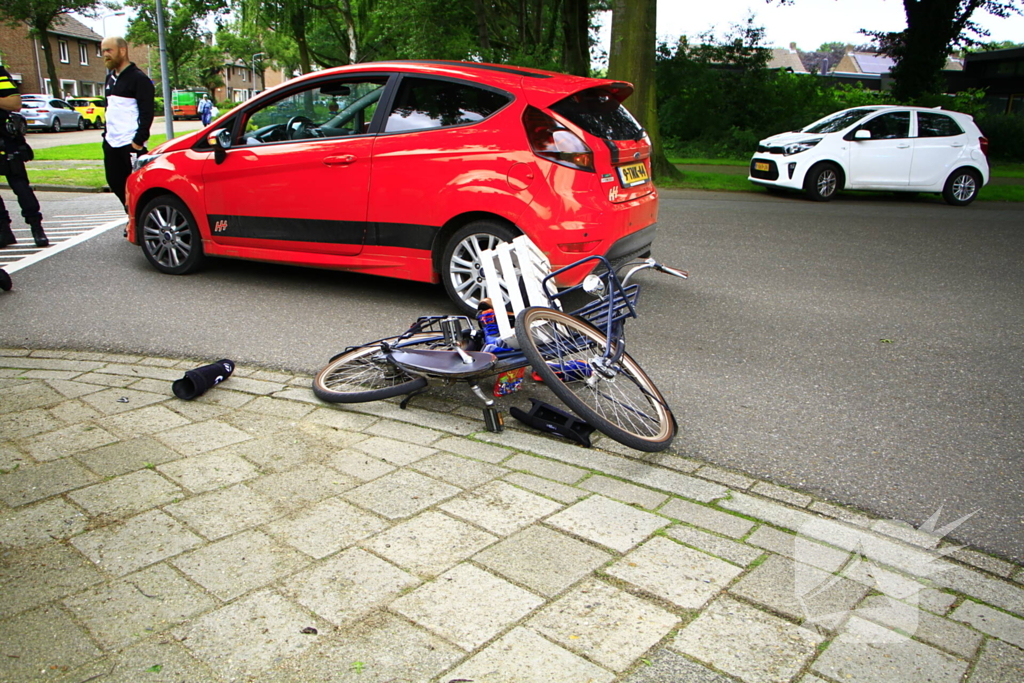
[126,60,658,313]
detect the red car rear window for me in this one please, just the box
[550,87,644,141]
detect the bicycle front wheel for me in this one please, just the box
[313,333,443,403]
[515,307,676,452]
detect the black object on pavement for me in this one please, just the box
[172,359,235,400]
[510,398,595,448]
[0,268,10,292]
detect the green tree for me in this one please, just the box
[126,0,228,88]
[0,0,101,97]
[607,0,678,180]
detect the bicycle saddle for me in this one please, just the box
[387,348,497,378]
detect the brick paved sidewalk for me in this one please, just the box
[2,349,1023,682]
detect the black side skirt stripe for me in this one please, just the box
[207,215,440,250]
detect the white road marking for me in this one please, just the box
[1,215,127,274]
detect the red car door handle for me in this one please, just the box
[323,155,357,166]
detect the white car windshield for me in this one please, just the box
[803,108,878,134]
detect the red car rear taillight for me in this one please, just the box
[980,136,989,157]
[523,106,594,172]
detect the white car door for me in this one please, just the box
[847,111,913,187]
[909,111,969,189]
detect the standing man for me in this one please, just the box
[197,94,212,127]
[0,64,47,249]
[101,37,154,210]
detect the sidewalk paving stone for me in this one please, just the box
[1,381,68,414]
[349,435,436,466]
[746,524,851,573]
[165,483,282,540]
[265,496,386,559]
[62,563,217,650]
[433,434,514,463]
[71,510,204,576]
[811,616,968,683]
[474,524,612,597]
[547,494,667,552]
[622,648,737,683]
[157,449,260,493]
[445,626,615,683]
[221,430,326,473]
[153,420,253,458]
[170,529,309,601]
[327,448,396,481]
[504,471,588,503]
[672,595,824,683]
[440,480,562,536]
[505,453,588,483]
[68,468,185,518]
[729,554,870,631]
[0,407,64,439]
[343,468,459,519]
[409,451,507,489]
[527,578,678,671]
[857,594,983,659]
[579,474,669,510]
[0,605,102,681]
[968,639,1024,683]
[74,436,183,477]
[240,395,317,420]
[44,378,105,399]
[0,498,89,547]
[390,563,544,650]
[172,590,321,680]
[21,421,119,461]
[48,399,102,424]
[666,524,765,567]
[365,509,495,576]
[0,457,99,506]
[282,548,418,627]
[661,498,755,539]
[952,600,1024,648]
[77,387,169,416]
[364,418,446,445]
[0,543,105,619]
[607,536,743,610]
[248,463,357,511]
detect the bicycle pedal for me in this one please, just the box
[483,406,504,433]
[510,398,595,447]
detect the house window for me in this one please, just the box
[79,43,89,65]
[96,43,102,58]
[59,40,69,64]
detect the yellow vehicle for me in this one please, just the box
[67,97,106,129]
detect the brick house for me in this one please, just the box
[0,14,107,97]
[213,58,289,104]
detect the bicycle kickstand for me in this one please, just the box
[469,383,504,433]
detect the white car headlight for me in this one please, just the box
[783,139,821,156]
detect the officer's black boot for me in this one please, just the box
[0,268,11,292]
[0,220,15,248]
[29,221,48,248]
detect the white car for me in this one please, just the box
[749,105,989,206]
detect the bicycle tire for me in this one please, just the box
[515,307,676,452]
[313,333,443,403]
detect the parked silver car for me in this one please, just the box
[20,95,85,133]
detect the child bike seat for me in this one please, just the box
[388,348,497,378]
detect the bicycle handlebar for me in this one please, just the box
[620,258,689,288]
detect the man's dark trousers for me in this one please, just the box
[103,140,144,208]
[0,158,42,226]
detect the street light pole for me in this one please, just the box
[154,0,174,140]
[99,11,125,37]
[251,52,264,97]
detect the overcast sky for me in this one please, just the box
[78,0,1023,58]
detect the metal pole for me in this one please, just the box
[155,0,174,140]
[252,52,263,97]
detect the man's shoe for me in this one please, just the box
[0,222,15,249]
[30,223,48,248]
[0,269,11,292]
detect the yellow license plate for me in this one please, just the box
[618,162,650,187]
[755,162,770,172]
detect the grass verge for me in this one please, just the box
[25,168,106,189]
[31,133,178,161]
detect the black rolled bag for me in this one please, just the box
[172,359,235,400]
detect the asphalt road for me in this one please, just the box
[2,188,1022,563]
[25,117,205,150]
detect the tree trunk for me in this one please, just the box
[561,0,589,76]
[607,0,680,181]
[36,24,61,98]
[473,0,492,50]
[340,0,359,63]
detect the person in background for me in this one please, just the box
[101,36,154,211]
[0,64,47,248]
[197,93,212,127]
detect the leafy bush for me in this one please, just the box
[976,113,1024,161]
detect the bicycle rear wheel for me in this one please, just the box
[515,307,676,452]
[313,333,442,403]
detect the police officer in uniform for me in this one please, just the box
[0,65,48,250]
